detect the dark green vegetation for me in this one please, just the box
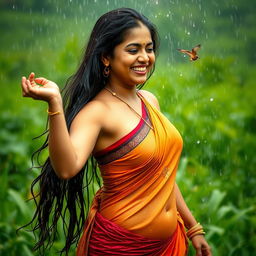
[0,0,255,255]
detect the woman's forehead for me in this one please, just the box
[121,24,153,46]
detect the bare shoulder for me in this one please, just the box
[71,98,109,129]
[139,89,160,110]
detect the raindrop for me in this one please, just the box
[210,97,214,102]
[156,0,159,4]
[179,73,183,77]
[187,31,190,35]
[196,140,200,144]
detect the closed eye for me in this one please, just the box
[127,49,138,54]
[146,48,154,53]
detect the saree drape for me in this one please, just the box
[77,93,188,256]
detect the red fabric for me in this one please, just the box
[88,212,188,256]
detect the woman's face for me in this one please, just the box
[106,23,155,88]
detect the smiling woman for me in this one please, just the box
[20,8,211,256]
[101,23,155,87]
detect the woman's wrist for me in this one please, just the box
[185,220,198,230]
[48,95,63,112]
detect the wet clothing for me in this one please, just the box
[77,93,188,256]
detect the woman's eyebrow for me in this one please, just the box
[125,42,154,48]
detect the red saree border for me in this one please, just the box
[93,100,151,165]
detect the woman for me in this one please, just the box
[21,8,211,256]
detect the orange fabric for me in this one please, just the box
[77,94,188,255]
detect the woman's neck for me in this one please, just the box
[105,82,139,102]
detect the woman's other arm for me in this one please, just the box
[175,183,212,256]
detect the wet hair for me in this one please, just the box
[20,8,159,255]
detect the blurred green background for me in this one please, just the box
[0,0,255,255]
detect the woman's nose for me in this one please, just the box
[138,50,149,62]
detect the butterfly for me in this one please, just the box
[177,44,201,61]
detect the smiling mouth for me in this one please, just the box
[131,66,147,74]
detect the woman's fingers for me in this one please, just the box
[23,78,37,98]
[196,247,202,256]
[21,74,60,101]
[21,76,29,96]
[28,72,35,82]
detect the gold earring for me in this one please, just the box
[103,66,110,78]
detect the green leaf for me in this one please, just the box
[207,189,226,213]
[8,189,32,219]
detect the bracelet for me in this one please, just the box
[47,109,61,116]
[186,222,205,240]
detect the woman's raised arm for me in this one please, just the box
[21,72,102,179]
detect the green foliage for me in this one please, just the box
[1,1,255,255]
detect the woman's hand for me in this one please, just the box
[21,72,61,103]
[191,235,212,256]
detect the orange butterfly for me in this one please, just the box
[177,44,201,61]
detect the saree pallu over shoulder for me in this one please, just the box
[77,94,187,255]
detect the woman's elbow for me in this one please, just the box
[52,165,78,180]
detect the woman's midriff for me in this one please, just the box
[99,186,178,240]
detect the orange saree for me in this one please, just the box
[77,93,188,256]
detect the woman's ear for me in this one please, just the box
[101,54,110,67]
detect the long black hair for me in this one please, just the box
[21,8,159,255]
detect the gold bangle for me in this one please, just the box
[186,222,205,240]
[188,230,206,240]
[47,109,61,116]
